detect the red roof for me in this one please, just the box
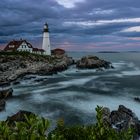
[4,39,45,53]
[4,40,33,51]
[52,48,65,55]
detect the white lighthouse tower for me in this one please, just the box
[42,23,51,55]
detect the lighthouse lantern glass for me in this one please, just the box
[44,25,47,29]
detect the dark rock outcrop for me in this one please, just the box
[0,88,13,99]
[6,110,35,123]
[0,53,74,84]
[134,97,140,103]
[13,81,20,85]
[0,99,6,111]
[102,105,140,139]
[76,55,113,69]
[0,88,13,111]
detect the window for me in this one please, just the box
[9,45,15,48]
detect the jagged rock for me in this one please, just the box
[0,82,10,87]
[6,110,35,123]
[102,107,111,126]
[134,97,140,103]
[13,81,20,85]
[102,105,140,139]
[0,53,74,84]
[23,76,36,80]
[0,99,6,111]
[0,88,13,99]
[19,62,27,68]
[34,78,45,82]
[76,55,113,69]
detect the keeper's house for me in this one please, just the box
[4,39,45,55]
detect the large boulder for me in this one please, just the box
[134,97,140,103]
[76,55,113,69]
[6,110,35,123]
[102,105,140,139]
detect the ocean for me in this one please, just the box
[0,52,140,126]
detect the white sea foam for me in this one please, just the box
[62,67,97,75]
[127,62,135,68]
[113,61,126,69]
[58,76,98,86]
[121,69,140,76]
[65,94,140,118]
[31,87,49,93]
[30,93,47,103]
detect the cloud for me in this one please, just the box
[0,0,140,51]
[122,26,140,32]
[55,0,85,8]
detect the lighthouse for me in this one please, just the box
[42,23,51,55]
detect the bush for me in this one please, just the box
[49,106,134,140]
[0,114,50,140]
[0,107,134,140]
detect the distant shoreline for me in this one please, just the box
[66,51,140,53]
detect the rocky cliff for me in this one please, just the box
[0,52,74,85]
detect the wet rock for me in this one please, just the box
[19,62,27,68]
[102,105,140,139]
[23,76,36,80]
[34,78,45,82]
[0,88,13,99]
[96,68,104,72]
[111,65,115,69]
[0,53,74,84]
[0,99,6,111]
[134,97,140,103]
[76,55,113,69]
[0,82,10,87]
[102,107,111,126]
[13,81,20,85]
[6,110,35,123]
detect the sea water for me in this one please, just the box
[0,52,140,126]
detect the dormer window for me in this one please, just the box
[9,45,15,48]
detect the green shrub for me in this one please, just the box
[48,106,134,140]
[0,51,55,63]
[0,114,50,140]
[0,107,134,140]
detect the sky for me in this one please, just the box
[0,0,140,52]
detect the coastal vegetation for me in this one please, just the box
[0,51,52,61]
[0,106,134,140]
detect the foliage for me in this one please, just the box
[0,107,135,140]
[48,106,134,140]
[0,51,55,62]
[0,51,48,57]
[0,114,50,140]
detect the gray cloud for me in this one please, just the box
[0,0,140,51]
